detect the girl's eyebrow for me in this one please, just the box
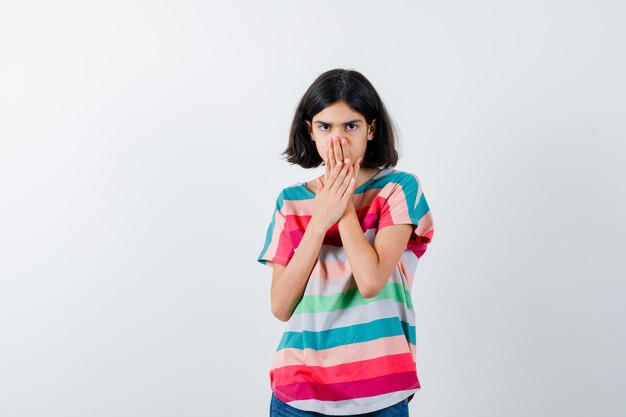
[314,119,362,125]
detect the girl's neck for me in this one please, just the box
[358,167,382,187]
[306,167,384,195]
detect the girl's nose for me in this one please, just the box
[330,132,346,141]
[330,126,347,136]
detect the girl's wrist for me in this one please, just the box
[308,217,329,236]
[339,203,357,223]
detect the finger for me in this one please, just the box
[341,139,355,182]
[330,158,350,192]
[328,158,343,186]
[324,147,330,183]
[339,137,346,162]
[333,136,344,168]
[341,166,356,199]
[354,157,361,188]
[326,140,334,186]
[341,138,350,163]
[329,138,337,170]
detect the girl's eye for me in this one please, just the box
[318,124,358,132]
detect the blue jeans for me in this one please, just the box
[270,392,409,416]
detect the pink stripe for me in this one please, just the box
[379,190,410,229]
[273,335,415,368]
[415,210,434,238]
[263,210,287,262]
[280,198,314,216]
[273,353,416,386]
[303,269,406,295]
[310,260,352,281]
[273,371,420,402]
[268,211,286,257]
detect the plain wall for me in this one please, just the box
[1,1,624,416]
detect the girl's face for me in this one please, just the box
[304,100,376,165]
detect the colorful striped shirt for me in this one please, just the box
[257,167,435,415]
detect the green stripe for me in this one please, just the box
[276,316,415,351]
[293,282,413,315]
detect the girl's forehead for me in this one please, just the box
[313,103,365,122]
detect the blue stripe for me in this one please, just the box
[276,316,416,351]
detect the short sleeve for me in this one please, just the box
[378,173,435,249]
[257,191,296,268]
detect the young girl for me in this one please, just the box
[257,68,435,416]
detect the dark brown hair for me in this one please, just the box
[282,68,399,169]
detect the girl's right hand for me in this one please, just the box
[310,150,356,232]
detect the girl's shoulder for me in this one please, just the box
[270,181,311,209]
[374,167,423,187]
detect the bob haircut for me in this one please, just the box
[282,68,399,169]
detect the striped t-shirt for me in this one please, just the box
[257,167,435,415]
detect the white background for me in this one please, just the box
[1,1,625,416]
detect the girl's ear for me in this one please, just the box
[304,120,314,139]
[368,119,377,140]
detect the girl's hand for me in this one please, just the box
[310,146,356,232]
[321,137,362,217]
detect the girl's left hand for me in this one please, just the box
[316,137,362,216]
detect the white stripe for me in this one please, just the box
[282,388,420,416]
[285,298,416,332]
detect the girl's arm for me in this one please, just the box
[328,138,414,298]
[269,221,328,322]
[338,210,413,298]
[269,160,354,322]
